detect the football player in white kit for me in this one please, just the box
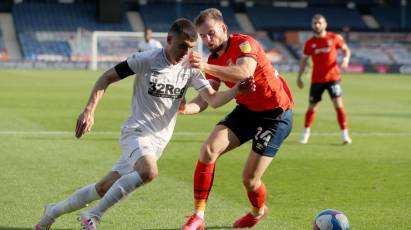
[34,18,255,230]
[137,27,163,52]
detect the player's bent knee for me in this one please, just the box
[200,143,220,163]
[137,167,158,183]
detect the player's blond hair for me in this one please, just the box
[194,8,224,26]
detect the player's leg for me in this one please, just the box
[182,125,241,230]
[328,81,351,144]
[79,130,161,230]
[300,85,322,143]
[34,171,120,230]
[80,155,157,230]
[300,83,324,144]
[182,106,250,230]
[233,109,292,228]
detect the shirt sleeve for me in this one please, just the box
[191,70,210,92]
[335,34,346,49]
[126,51,147,75]
[114,60,134,79]
[237,36,259,60]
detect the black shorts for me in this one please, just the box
[309,80,342,103]
[217,105,293,157]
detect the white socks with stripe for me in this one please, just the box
[88,171,143,219]
[51,183,100,218]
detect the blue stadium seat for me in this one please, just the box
[246,5,367,30]
[139,2,241,32]
[13,2,132,60]
[371,6,411,30]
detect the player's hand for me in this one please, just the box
[188,51,205,71]
[236,76,256,95]
[297,78,304,89]
[178,97,188,115]
[75,109,94,138]
[341,58,349,70]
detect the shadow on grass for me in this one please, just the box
[329,143,351,146]
[0,227,74,230]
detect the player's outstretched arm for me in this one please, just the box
[198,76,255,109]
[178,95,209,115]
[297,56,309,89]
[179,80,220,115]
[189,51,257,82]
[340,44,351,69]
[75,68,122,138]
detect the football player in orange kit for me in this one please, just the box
[297,14,352,144]
[180,8,294,229]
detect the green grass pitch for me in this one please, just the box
[0,69,410,229]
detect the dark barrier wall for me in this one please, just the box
[96,0,124,23]
[0,0,13,12]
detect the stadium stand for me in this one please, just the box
[307,0,376,6]
[252,32,297,64]
[290,40,411,65]
[13,2,132,61]
[0,29,9,61]
[371,6,411,30]
[245,4,368,31]
[349,42,394,64]
[0,0,409,72]
[139,1,241,32]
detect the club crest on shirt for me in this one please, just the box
[239,41,252,53]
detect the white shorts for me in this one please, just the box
[112,127,165,176]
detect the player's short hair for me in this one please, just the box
[312,14,326,22]
[144,27,152,32]
[194,8,224,26]
[168,18,198,42]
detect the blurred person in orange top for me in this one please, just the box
[297,14,352,144]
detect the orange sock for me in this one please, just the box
[193,160,215,217]
[305,109,316,128]
[247,183,266,217]
[336,107,348,130]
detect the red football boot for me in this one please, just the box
[232,206,269,228]
[181,214,205,230]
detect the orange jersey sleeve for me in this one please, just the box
[207,34,293,111]
[334,34,346,49]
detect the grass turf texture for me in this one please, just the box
[0,70,410,229]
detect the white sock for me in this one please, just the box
[51,184,100,218]
[342,129,349,136]
[195,210,205,219]
[304,127,311,134]
[88,171,143,219]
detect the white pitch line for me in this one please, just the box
[0,131,411,136]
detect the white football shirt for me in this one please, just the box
[123,48,209,148]
[137,39,163,52]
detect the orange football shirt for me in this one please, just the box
[303,32,345,83]
[206,33,293,112]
